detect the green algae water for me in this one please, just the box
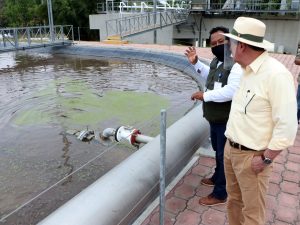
[13,79,170,127]
[0,51,198,224]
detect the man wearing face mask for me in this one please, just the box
[185,26,242,206]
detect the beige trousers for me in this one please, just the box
[224,141,273,225]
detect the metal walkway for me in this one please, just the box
[102,0,190,38]
[0,25,74,53]
[190,0,300,14]
[106,9,190,38]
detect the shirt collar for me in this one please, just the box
[245,51,268,74]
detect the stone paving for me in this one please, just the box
[139,131,300,225]
[78,42,300,225]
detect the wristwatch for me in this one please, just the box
[261,155,272,165]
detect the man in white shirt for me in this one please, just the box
[185,26,242,206]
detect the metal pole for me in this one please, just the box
[159,109,166,225]
[40,28,43,43]
[26,27,31,46]
[78,27,80,42]
[119,20,122,38]
[153,0,157,44]
[71,25,74,43]
[14,28,18,49]
[47,0,55,42]
[198,16,202,47]
[2,30,6,47]
[60,25,64,41]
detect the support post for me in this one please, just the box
[47,0,55,42]
[159,109,166,225]
[2,30,6,48]
[153,0,157,44]
[26,28,31,46]
[78,27,80,42]
[13,28,18,49]
[198,16,202,47]
[60,25,64,41]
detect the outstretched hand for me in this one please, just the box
[185,46,198,65]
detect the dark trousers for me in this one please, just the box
[209,122,227,200]
[297,84,300,122]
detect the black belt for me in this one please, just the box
[228,140,253,151]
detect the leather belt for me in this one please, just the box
[228,140,253,151]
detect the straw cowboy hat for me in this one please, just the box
[223,17,273,49]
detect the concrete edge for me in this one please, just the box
[131,155,200,225]
[131,146,215,225]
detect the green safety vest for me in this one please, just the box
[202,57,233,123]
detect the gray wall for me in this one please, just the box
[89,13,173,45]
[173,16,300,54]
[124,26,173,45]
[89,13,125,40]
[89,13,300,54]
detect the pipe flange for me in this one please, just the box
[114,126,122,142]
[130,129,141,145]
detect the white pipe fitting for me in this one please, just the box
[100,126,154,146]
[115,126,153,146]
[101,128,116,139]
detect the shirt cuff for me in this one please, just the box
[268,138,295,151]
[193,60,204,73]
[203,92,209,102]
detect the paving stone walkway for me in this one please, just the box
[139,130,300,225]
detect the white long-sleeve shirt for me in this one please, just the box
[194,59,243,102]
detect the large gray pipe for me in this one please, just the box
[38,104,209,225]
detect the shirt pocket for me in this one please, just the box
[244,94,270,115]
[232,91,270,115]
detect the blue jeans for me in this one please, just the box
[209,122,227,200]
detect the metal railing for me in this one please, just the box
[97,0,191,13]
[106,9,190,37]
[118,0,191,13]
[191,1,300,13]
[0,25,74,52]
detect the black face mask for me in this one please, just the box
[211,44,225,62]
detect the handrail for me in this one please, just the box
[98,0,299,14]
[0,25,74,52]
[190,1,300,13]
[105,9,189,37]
